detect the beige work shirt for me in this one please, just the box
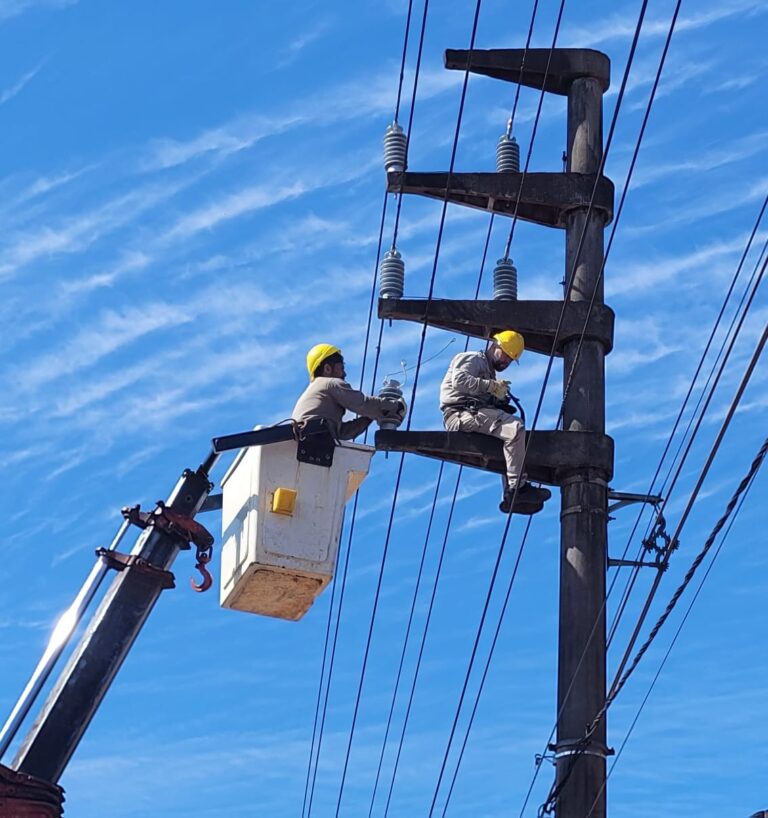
[439,350,497,414]
[292,377,402,440]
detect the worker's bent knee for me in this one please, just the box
[497,418,524,442]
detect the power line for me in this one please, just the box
[585,460,763,818]
[367,2,544,809]
[382,467,464,817]
[606,209,768,653]
[423,5,572,814]
[424,1,660,809]
[302,0,427,807]
[365,462,446,816]
[539,316,768,816]
[332,1,487,811]
[601,321,767,721]
[607,248,767,696]
[525,193,768,817]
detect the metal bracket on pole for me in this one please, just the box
[95,548,176,590]
[607,490,662,514]
[607,557,667,570]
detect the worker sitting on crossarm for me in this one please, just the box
[439,330,549,514]
[293,343,406,441]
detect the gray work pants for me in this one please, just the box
[444,407,526,489]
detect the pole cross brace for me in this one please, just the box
[378,298,614,356]
[95,548,176,590]
[444,48,610,95]
[375,429,614,485]
[386,171,614,228]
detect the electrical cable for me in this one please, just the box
[605,216,768,654]
[332,2,487,812]
[368,166,502,815]
[584,461,763,818]
[304,495,362,816]
[375,161,501,815]
[420,5,571,814]
[538,316,768,815]
[301,1,423,809]
[528,196,768,817]
[365,462,445,817]
[428,2,662,809]
[607,251,767,698]
[382,467,464,817]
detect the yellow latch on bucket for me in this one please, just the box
[271,487,297,516]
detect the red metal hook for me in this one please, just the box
[190,550,213,593]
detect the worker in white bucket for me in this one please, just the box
[293,343,406,441]
[439,330,550,514]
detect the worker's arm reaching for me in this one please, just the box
[330,381,405,440]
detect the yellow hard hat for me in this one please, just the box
[306,343,342,380]
[493,330,524,361]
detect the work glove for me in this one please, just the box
[488,379,510,400]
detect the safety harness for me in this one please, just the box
[444,389,526,427]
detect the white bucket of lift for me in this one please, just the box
[219,438,374,621]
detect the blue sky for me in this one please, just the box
[0,0,766,816]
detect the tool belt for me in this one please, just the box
[443,395,525,425]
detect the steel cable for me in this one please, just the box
[585,461,763,818]
[539,315,768,815]
[332,2,486,812]
[302,0,425,809]
[428,1,659,810]
[606,218,768,654]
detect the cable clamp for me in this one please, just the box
[560,505,607,520]
[549,738,614,760]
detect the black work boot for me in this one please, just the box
[499,482,552,515]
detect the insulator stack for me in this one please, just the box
[493,257,518,300]
[496,134,520,173]
[378,378,404,430]
[384,122,408,172]
[379,247,405,299]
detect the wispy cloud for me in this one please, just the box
[608,229,766,298]
[11,303,194,392]
[0,176,199,278]
[630,130,768,189]
[0,0,75,24]
[0,62,43,105]
[562,0,767,46]
[142,65,460,171]
[279,20,331,66]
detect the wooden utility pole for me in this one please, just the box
[374,48,614,818]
